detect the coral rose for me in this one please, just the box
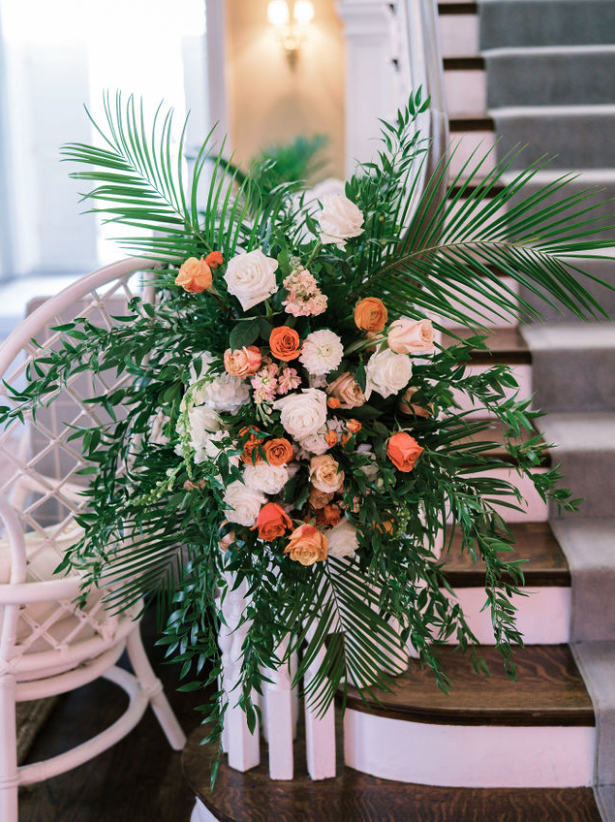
[205,250,224,269]
[388,317,434,355]
[387,432,424,472]
[315,504,343,527]
[310,454,345,494]
[175,257,213,293]
[354,297,388,333]
[264,438,294,466]
[224,346,262,378]
[309,486,334,510]
[255,502,293,541]
[326,372,365,410]
[270,327,301,361]
[284,524,328,565]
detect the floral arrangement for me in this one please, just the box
[3,91,613,761]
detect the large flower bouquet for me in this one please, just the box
[4,91,613,755]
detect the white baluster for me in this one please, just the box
[263,634,294,780]
[218,572,260,772]
[303,627,336,780]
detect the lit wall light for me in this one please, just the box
[267,1,315,68]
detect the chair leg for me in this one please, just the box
[126,625,187,751]
[0,675,19,822]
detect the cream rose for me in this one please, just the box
[365,348,413,399]
[327,518,359,559]
[326,372,365,409]
[309,454,345,494]
[274,389,328,440]
[388,317,434,354]
[243,461,290,495]
[223,480,266,527]
[196,373,250,415]
[317,195,364,250]
[224,249,279,311]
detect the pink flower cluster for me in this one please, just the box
[282,268,328,317]
[251,361,301,404]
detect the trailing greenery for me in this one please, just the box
[2,90,613,782]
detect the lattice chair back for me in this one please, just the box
[0,258,155,679]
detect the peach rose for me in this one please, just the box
[310,454,345,494]
[270,327,301,361]
[255,502,293,541]
[354,297,388,333]
[224,346,262,378]
[315,504,343,527]
[264,438,294,466]
[309,486,334,510]
[205,250,224,269]
[326,372,365,410]
[398,387,432,418]
[387,431,424,472]
[284,524,328,565]
[218,522,235,552]
[388,317,434,354]
[175,257,213,293]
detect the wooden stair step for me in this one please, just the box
[344,645,593,727]
[442,521,570,587]
[443,327,532,365]
[183,727,602,822]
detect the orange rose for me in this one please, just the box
[346,419,361,434]
[175,257,213,293]
[341,433,351,447]
[284,524,328,566]
[254,502,292,541]
[309,486,334,510]
[269,327,301,361]
[354,297,388,333]
[327,397,341,409]
[224,345,262,378]
[324,430,338,447]
[264,438,294,466]
[315,504,342,527]
[240,426,265,465]
[205,250,224,269]
[387,431,424,472]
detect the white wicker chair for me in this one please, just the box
[0,259,186,822]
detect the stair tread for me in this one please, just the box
[443,521,570,587]
[522,322,615,351]
[538,412,615,453]
[184,728,602,822]
[344,645,594,726]
[443,327,532,364]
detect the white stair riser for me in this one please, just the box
[453,467,550,522]
[446,586,571,645]
[344,712,595,788]
[449,132,497,178]
[440,15,479,57]
[439,277,519,329]
[452,363,533,416]
[445,70,486,116]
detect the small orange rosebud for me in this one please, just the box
[175,256,213,293]
[327,397,341,409]
[346,419,362,434]
[205,250,224,269]
[324,430,338,447]
[341,433,351,446]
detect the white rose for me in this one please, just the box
[243,462,290,495]
[298,431,330,456]
[356,443,379,482]
[365,348,413,399]
[194,430,226,464]
[327,518,359,559]
[273,389,328,440]
[387,317,434,355]
[223,480,266,527]
[224,249,279,311]
[197,373,250,414]
[317,194,364,250]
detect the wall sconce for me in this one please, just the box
[267,1,315,69]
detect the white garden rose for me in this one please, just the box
[317,194,364,250]
[196,373,250,415]
[194,430,226,464]
[223,480,266,527]
[299,329,344,376]
[327,518,359,559]
[243,462,290,495]
[273,389,328,440]
[224,249,279,311]
[365,348,413,399]
[298,431,330,456]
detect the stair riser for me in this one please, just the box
[449,132,497,179]
[486,52,615,107]
[531,350,615,413]
[344,712,595,787]
[453,363,532,416]
[494,112,615,169]
[439,277,518,329]
[440,14,478,57]
[480,2,615,49]
[445,70,486,116]
[452,468,549,523]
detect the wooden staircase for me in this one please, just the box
[183,2,614,819]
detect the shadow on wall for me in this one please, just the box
[225,0,345,178]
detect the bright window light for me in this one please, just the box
[268,1,290,27]
[293,1,314,25]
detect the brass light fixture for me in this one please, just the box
[267,1,315,68]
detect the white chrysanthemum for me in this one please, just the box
[243,462,290,495]
[327,518,359,559]
[365,348,413,399]
[299,329,344,376]
[223,480,266,527]
[196,373,250,414]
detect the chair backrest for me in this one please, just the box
[0,259,155,664]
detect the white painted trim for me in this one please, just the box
[205,0,229,136]
[344,710,596,787]
[493,105,615,119]
[483,44,615,59]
